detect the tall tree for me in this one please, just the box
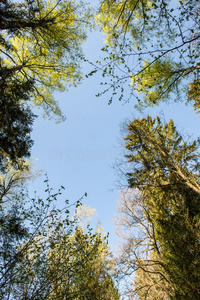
[10,212,120,300]
[95,0,200,110]
[115,116,200,299]
[48,226,120,300]
[115,189,174,299]
[0,165,120,299]
[0,0,91,169]
[0,0,91,120]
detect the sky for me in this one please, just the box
[29,29,200,251]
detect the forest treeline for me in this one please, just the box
[0,0,199,299]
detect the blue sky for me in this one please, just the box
[30,30,200,250]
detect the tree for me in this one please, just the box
[114,116,200,299]
[10,209,120,300]
[0,0,91,169]
[0,205,29,298]
[0,164,120,299]
[0,159,32,204]
[0,161,34,299]
[0,0,91,120]
[115,189,174,299]
[95,0,200,111]
[48,226,120,300]
[0,164,70,299]
[0,77,36,171]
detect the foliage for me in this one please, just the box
[95,0,200,110]
[48,226,120,299]
[0,166,119,299]
[0,0,91,170]
[0,0,91,121]
[115,189,173,299]
[114,116,200,299]
[0,77,36,171]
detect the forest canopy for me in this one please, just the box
[95,0,200,110]
[0,0,91,169]
[114,117,200,299]
[0,0,200,299]
[0,0,91,120]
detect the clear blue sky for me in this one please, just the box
[30,30,200,250]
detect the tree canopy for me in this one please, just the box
[48,226,120,300]
[0,166,120,299]
[0,0,91,169]
[1,0,200,298]
[1,0,91,120]
[95,0,200,110]
[114,116,200,299]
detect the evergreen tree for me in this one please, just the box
[48,226,120,300]
[0,77,36,171]
[115,116,200,299]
